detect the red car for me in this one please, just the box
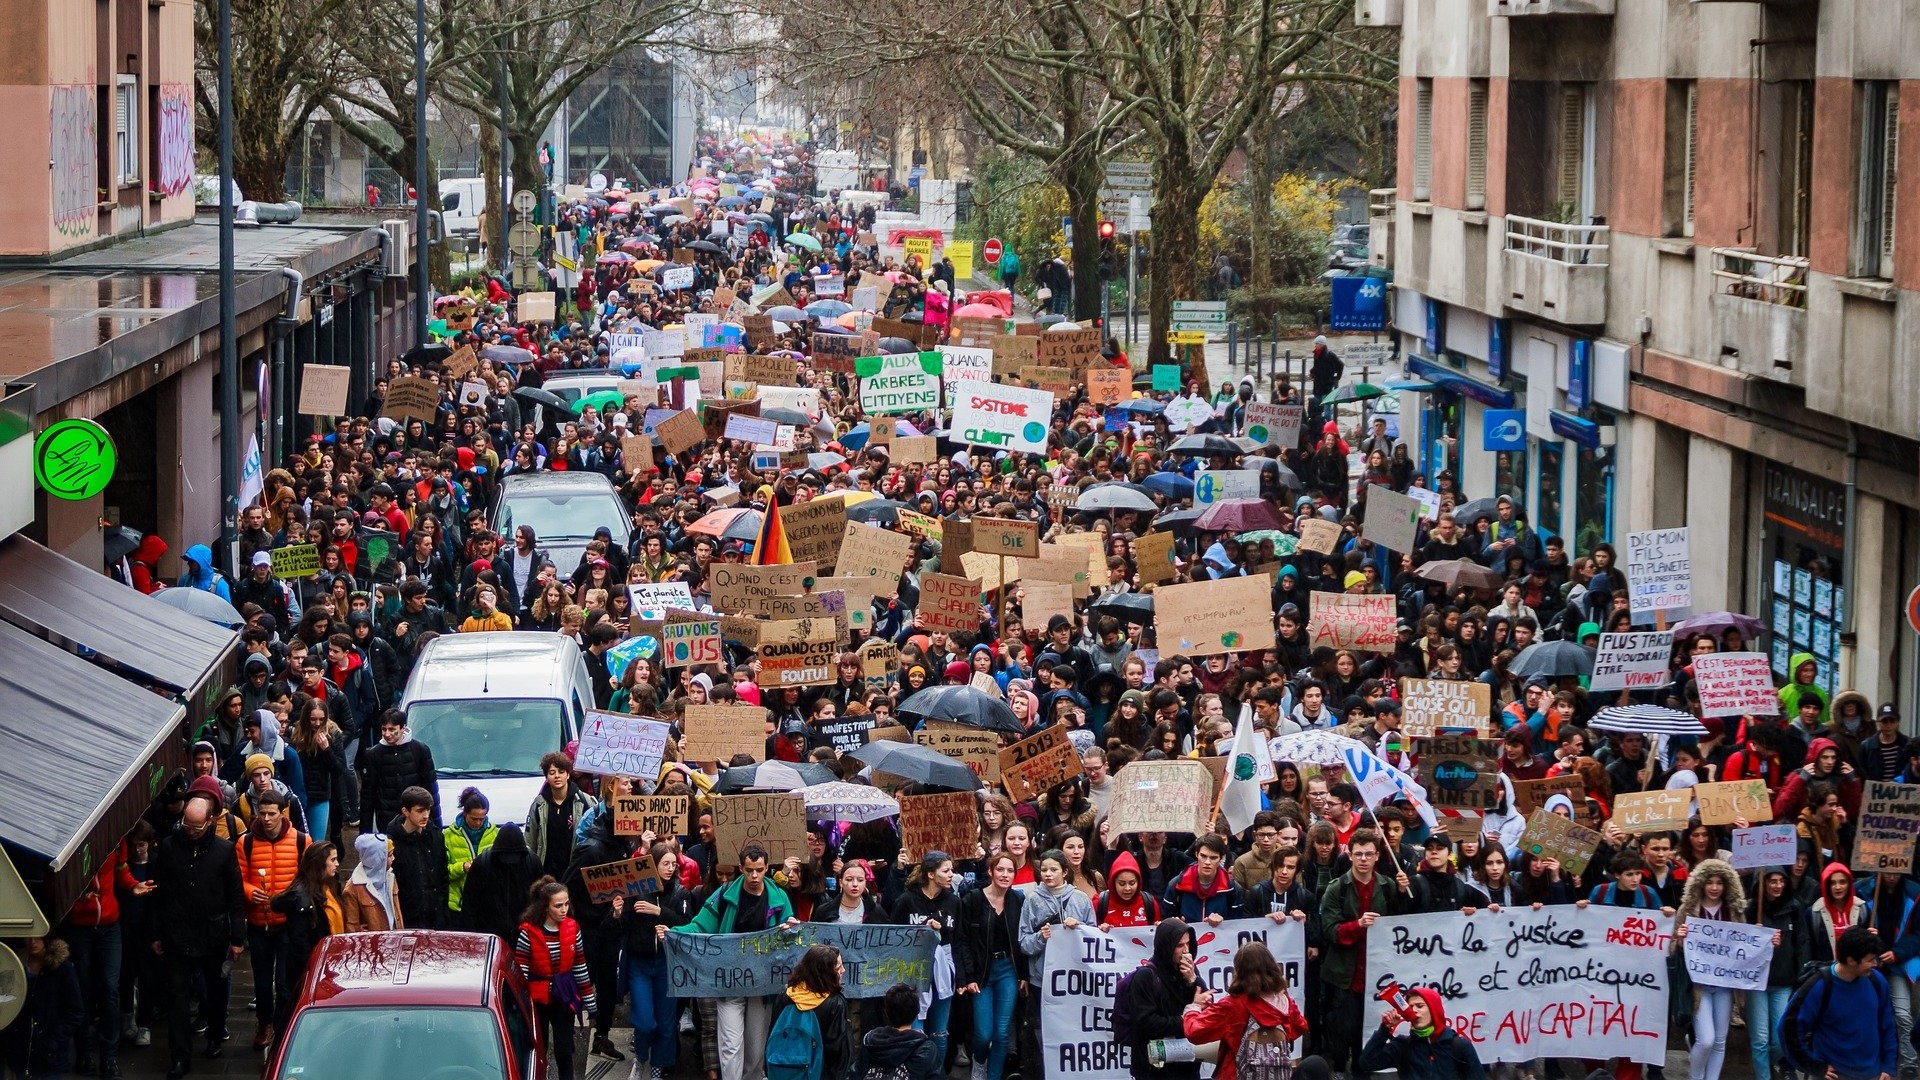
[266,931,544,1080]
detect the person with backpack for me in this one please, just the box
[857,983,943,1080]
[1784,925,1897,1080]
[515,877,597,1080]
[956,852,1025,1080]
[1746,866,1808,1080]
[1671,859,1770,1080]
[1581,850,1675,913]
[1116,918,1203,1080]
[680,844,797,1080]
[1357,985,1485,1080]
[233,789,308,1050]
[1179,941,1311,1080]
[769,944,854,1080]
[1097,853,1162,929]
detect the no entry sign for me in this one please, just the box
[983,238,1004,265]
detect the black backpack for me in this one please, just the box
[1776,965,1844,1074]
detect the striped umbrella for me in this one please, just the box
[1590,705,1707,737]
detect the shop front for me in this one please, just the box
[1758,461,1847,698]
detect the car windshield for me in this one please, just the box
[408,698,566,776]
[544,380,615,406]
[275,1006,505,1080]
[496,489,625,541]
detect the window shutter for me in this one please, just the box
[1558,85,1586,209]
[1881,92,1899,263]
[1467,82,1488,209]
[1413,81,1433,200]
[1682,83,1697,236]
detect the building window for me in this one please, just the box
[1779,81,1814,258]
[1466,80,1488,211]
[1663,81,1696,238]
[1534,443,1563,542]
[1413,79,1433,201]
[1573,443,1613,554]
[1557,84,1591,222]
[1855,81,1899,279]
[115,76,139,187]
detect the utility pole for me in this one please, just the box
[413,0,430,346]
[217,0,239,572]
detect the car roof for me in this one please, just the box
[300,931,500,1009]
[497,471,620,496]
[403,631,584,704]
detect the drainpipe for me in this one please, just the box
[273,269,304,464]
[1840,422,1859,689]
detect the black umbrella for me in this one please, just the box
[1509,640,1595,679]
[1168,433,1243,457]
[513,386,570,413]
[1089,592,1154,626]
[897,685,1024,736]
[400,342,452,368]
[760,407,814,426]
[687,239,726,255]
[1151,508,1207,533]
[849,741,984,791]
[1452,498,1501,525]
[712,760,837,793]
[846,499,909,525]
[877,337,917,354]
[101,525,143,564]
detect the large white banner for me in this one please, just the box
[1042,917,1307,1080]
[1363,907,1673,1065]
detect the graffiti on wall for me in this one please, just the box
[52,85,97,236]
[158,85,193,197]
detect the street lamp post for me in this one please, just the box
[217,0,239,571]
[414,0,430,346]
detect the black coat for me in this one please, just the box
[270,881,334,971]
[777,994,854,1080]
[357,737,439,831]
[955,886,1026,986]
[464,836,545,943]
[387,817,451,929]
[1124,922,1202,1080]
[150,829,246,958]
[620,883,699,959]
[2,945,81,1076]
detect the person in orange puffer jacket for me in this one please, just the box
[232,790,308,1049]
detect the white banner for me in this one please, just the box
[1589,632,1675,692]
[1681,920,1773,992]
[1041,918,1306,1080]
[1626,528,1692,623]
[938,345,994,408]
[952,382,1054,455]
[1363,908,1673,1065]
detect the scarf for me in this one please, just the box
[351,833,398,927]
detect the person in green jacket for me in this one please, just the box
[1779,652,1829,728]
[444,786,499,916]
[676,845,798,1080]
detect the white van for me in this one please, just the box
[398,632,592,825]
[439,177,503,237]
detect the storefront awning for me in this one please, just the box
[0,617,189,916]
[0,535,239,711]
[1384,379,1441,393]
[1549,410,1603,449]
[1404,355,1516,408]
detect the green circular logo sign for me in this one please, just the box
[34,418,116,500]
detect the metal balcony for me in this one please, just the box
[1502,215,1610,325]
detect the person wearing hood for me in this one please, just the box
[1747,865,1809,1080]
[462,822,542,942]
[1805,860,1870,964]
[1774,736,1863,821]
[1017,849,1097,992]
[1357,985,1484,1080]
[1164,833,1242,925]
[179,543,231,602]
[1671,858,1763,1080]
[204,687,250,775]
[235,749,310,837]
[857,984,943,1080]
[1097,852,1163,928]
[358,708,439,833]
[1118,919,1204,1080]
[130,534,169,594]
[345,610,404,709]
[322,632,380,741]
[344,832,401,931]
[1779,651,1831,729]
[775,944,855,1080]
[1181,941,1312,1080]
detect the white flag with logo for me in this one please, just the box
[1221,712,1270,836]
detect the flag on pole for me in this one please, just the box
[752,485,793,565]
[1221,711,1268,836]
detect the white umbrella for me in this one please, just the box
[1590,704,1707,737]
[1271,730,1438,829]
[802,781,900,823]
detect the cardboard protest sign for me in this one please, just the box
[1307,592,1397,654]
[269,544,320,579]
[998,725,1083,802]
[1695,779,1774,825]
[990,335,1038,377]
[1626,527,1692,623]
[918,573,982,634]
[1854,781,1920,873]
[971,517,1040,558]
[1692,653,1780,717]
[1087,367,1129,406]
[613,795,689,837]
[755,618,839,687]
[952,383,1053,455]
[575,712,673,778]
[958,552,1004,593]
[1589,632,1675,692]
[1296,517,1343,556]
[1364,909,1673,1065]
[1012,544,1093,593]
[628,581,695,612]
[834,525,912,586]
[890,434,938,464]
[298,365,352,415]
[664,923,936,999]
[517,291,557,323]
[1244,402,1303,448]
[701,398,760,442]
[655,409,706,457]
[1107,760,1214,836]
[899,791,982,860]
[711,793,809,865]
[725,353,800,386]
[681,704,769,764]
[783,496,849,570]
[381,375,441,422]
[857,352,942,415]
[808,334,863,374]
[1156,575,1274,655]
[1398,679,1492,737]
[1683,921,1774,992]
[1362,485,1423,553]
[441,345,480,380]
[1416,736,1501,811]
[662,617,722,668]
[873,315,938,349]
[620,435,657,476]
[950,318,1004,348]
[915,721,1002,782]
[581,856,659,903]
[1021,366,1073,396]
[1033,327,1102,375]
[859,638,898,696]
[1512,775,1588,818]
[1519,808,1603,876]
[1730,824,1798,870]
[1610,789,1696,834]
[814,576,880,629]
[1134,529,1178,584]
[710,563,816,615]
[1021,581,1076,628]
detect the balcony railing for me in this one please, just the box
[1504,215,1610,266]
[1369,188,1395,217]
[1711,247,1808,308]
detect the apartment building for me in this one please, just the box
[1369,0,1920,708]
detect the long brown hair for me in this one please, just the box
[520,876,568,925]
[291,841,339,905]
[1226,941,1288,998]
[787,944,842,995]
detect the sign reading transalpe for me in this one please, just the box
[663,923,937,999]
[1363,907,1673,1065]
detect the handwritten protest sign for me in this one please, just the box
[1695,779,1774,825]
[1133,530,1177,584]
[1512,775,1588,818]
[952,382,1053,455]
[899,791,982,860]
[710,563,816,614]
[681,705,768,763]
[1692,653,1780,717]
[1365,908,1673,1065]
[990,335,1037,377]
[656,409,706,457]
[1730,824,1798,870]
[834,526,912,585]
[517,291,556,322]
[1296,517,1343,556]
[971,517,1040,558]
[916,721,1002,782]
[381,375,440,422]
[711,793,809,865]
[628,581,695,612]
[662,617,722,668]
[574,712,672,778]
[1683,921,1774,992]
[857,352,942,414]
[1043,918,1307,1080]
[1626,527,1692,624]
[269,544,320,579]
[998,725,1083,802]
[665,923,936,999]
[1398,679,1492,737]
[1590,632,1675,692]
[581,856,658,903]
[782,496,849,570]
[1308,592,1398,653]
[1854,781,1920,873]
[1610,789,1696,834]
[1520,807,1604,876]
[1363,485,1423,553]
[918,573,982,634]
[1086,367,1129,406]
[297,365,352,415]
[1244,402,1303,448]
[756,619,838,687]
[613,795,688,838]
[1107,760,1214,836]
[1417,736,1501,811]
[1156,575,1274,655]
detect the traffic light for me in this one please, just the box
[1098,225,1116,280]
[1098,220,1117,240]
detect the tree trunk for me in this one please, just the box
[1057,142,1104,324]
[478,122,501,268]
[1246,114,1276,290]
[1147,155,1207,379]
[233,120,291,201]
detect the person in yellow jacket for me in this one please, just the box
[459,584,514,633]
[444,786,499,917]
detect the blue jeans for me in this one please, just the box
[308,800,331,842]
[916,993,952,1064]
[970,957,1017,1080]
[1748,985,1793,1080]
[65,922,122,1062]
[626,956,677,1068]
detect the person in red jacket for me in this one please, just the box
[516,877,597,1080]
[129,535,168,594]
[1722,718,1787,791]
[1181,941,1311,1080]
[64,840,139,1076]
[1096,853,1161,929]
[1774,736,1864,821]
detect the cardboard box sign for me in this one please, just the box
[998,725,1083,802]
[899,791,982,861]
[711,793,809,866]
[754,618,839,688]
[783,497,850,571]
[970,517,1039,558]
[441,346,480,381]
[725,353,801,386]
[1694,779,1774,826]
[1107,760,1214,836]
[1518,809,1604,877]
[1610,789,1697,835]
[381,375,442,422]
[918,573,982,635]
[613,795,689,838]
[915,720,1002,782]
[1157,575,1276,654]
[297,365,353,416]
[835,525,913,585]
[681,704,769,764]
[709,562,818,614]
[581,856,660,903]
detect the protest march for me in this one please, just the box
[23,133,1917,1080]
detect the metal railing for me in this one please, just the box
[1504,215,1610,266]
[1369,188,1396,217]
[1711,247,1809,308]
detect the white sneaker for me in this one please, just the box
[972,1061,988,1080]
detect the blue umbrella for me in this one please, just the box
[1142,472,1194,499]
[840,420,921,451]
[766,305,809,323]
[804,299,852,318]
[717,195,749,207]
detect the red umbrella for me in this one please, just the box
[1193,498,1284,533]
[954,303,1003,318]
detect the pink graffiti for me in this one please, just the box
[158,86,194,197]
[52,84,97,236]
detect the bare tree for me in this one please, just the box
[194,0,353,199]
